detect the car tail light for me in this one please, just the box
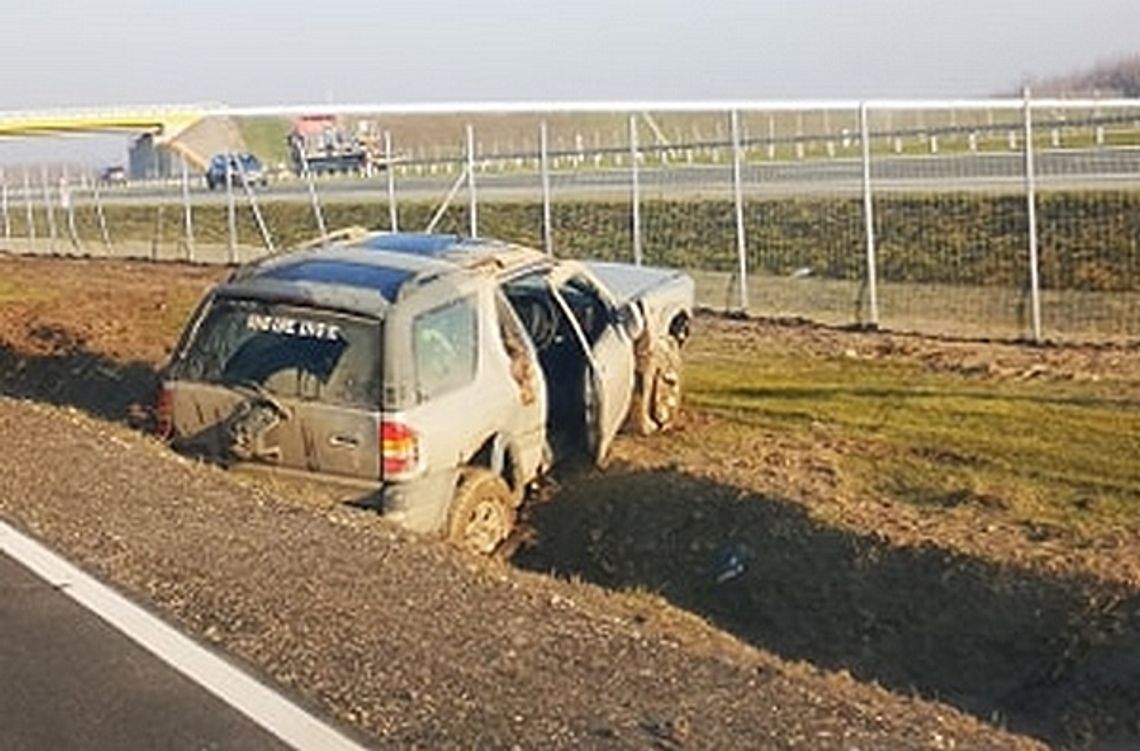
[155,383,174,439]
[381,420,420,479]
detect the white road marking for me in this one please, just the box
[0,521,372,751]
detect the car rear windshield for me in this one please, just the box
[172,297,381,409]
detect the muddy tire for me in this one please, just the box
[447,468,516,555]
[628,338,683,435]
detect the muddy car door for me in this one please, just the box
[166,296,382,482]
[549,268,636,464]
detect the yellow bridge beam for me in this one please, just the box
[0,106,207,139]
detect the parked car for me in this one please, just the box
[98,165,127,185]
[158,231,693,553]
[204,152,268,190]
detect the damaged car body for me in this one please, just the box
[159,231,694,553]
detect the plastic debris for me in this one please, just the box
[712,542,753,584]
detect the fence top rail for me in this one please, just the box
[211,99,1140,118]
[0,99,1138,125]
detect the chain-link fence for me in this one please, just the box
[2,98,1139,343]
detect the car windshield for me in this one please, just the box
[172,298,381,408]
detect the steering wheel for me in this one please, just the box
[523,296,561,350]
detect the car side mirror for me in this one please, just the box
[614,302,645,341]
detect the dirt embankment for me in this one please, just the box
[3,395,1052,750]
[0,256,223,423]
[2,254,1139,749]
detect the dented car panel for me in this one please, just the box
[543,262,637,463]
[169,383,383,480]
[162,231,692,550]
[375,273,547,533]
[585,261,695,345]
[167,299,383,482]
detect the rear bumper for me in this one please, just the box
[377,469,458,536]
[227,462,455,536]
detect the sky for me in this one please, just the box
[1,0,1138,163]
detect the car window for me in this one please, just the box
[173,298,381,408]
[412,295,478,402]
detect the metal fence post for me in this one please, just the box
[860,102,880,327]
[466,123,478,237]
[181,155,195,262]
[0,169,9,243]
[1023,88,1043,343]
[384,130,398,232]
[766,113,776,159]
[41,166,58,253]
[93,175,112,256]
[629,115,642,266]
[23,169,35,252]
[730,110,749,311]
[61,166,80,253]
[225,155,238,263]
[540,120,553,255]
[425,169,469,233]
[153,202,165,261]
[297,148,328,243]
[232,157,275,256]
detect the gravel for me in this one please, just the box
[0,397,1043,750]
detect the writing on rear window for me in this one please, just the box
[246,314,342,341]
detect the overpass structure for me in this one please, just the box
[0,105,218,169]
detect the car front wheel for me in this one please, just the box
[628,337,683,435]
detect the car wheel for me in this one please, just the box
[628,338,683,435]
[447,467,516,555]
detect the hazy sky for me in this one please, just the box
[4,0,1139,107]
[1,0,1138,165]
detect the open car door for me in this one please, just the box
[549,270,635,465]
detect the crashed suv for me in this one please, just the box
[159,231,693,553]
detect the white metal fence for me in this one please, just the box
[2,96,1140,343]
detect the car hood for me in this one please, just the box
[584,261,687,305]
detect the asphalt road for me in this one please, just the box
[53,145,1140,208]
[0,551,290,751]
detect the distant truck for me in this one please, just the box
[287,115,378,176]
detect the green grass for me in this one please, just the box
[39,192,1140,293]
[236,117,292,167]
[680,337,1140,536]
